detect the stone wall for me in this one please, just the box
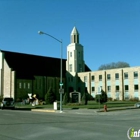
[3,59,15,98]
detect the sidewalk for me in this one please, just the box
[31,106,138,115]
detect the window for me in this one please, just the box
[19,83,22,89]
[68,77,70,82]
[79,64,82,72]
[74,35,76,42]
[28,83,30,89]
[134,71,138,79]
[78,52,80,57]
[107,86,111,92]
[107,74,111,80]
[84,76,87,82]
[98,86,102,92]
[115,73,119,80]
[99,75,102,81]
[124,73,128,79]
[69,64,72,72]
[92,87,95,92]
[78,77,80,82]
[125,85,129,91]
[71,77,73,82]
[24,83,26,89]
[116,86,119,92]
[70,52,72,57]
[91,75,94,81]
[134,85,139,91]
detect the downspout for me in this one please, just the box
[89,72,91,94]
[122,69,124,101]
[104,71,107,93]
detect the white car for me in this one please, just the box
[134,102,140,108]
[1,97,15,109]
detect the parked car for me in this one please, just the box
[1,97,15,109]
[134,102,140,108]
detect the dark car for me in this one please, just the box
[134,102,140,108]
[1,97,15,109]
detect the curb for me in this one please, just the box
[29,106,138,114]
[31,109,56,113]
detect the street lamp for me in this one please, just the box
[38,31,63,113]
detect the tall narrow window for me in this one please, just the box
[71,77,73,82]
[125,85,129,91]
[116,86,119,92]
[70,52,72,57]
[92,87,95,92]
[24,83,26,89]
[99,75,102,81]
[107,74,111,80]
[78,77,80,82]
[107,86,111,92]
[28,83,30,89]
[115,73,119,80]
[68,77,70,82]
[84,76,87,82]
[74,35,76,42]
[134,71,138,79]
[134,85,138,91]
[69,64,72,72]
[91,75,94,81]
[79,64,82,72]
[78,52,80,57]
[19,83,22,89]
[124,73,128,79]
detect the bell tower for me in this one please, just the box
[66,27,85,92]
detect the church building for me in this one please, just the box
[0,26,140,101]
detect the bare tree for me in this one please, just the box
[98,61,130,70]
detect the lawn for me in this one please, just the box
[15,100,137,109]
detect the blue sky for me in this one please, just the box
[0,0,140,71]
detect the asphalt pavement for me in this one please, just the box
[0,107,139,140]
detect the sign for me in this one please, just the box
[59,88,64,94]
[97,92,102,95]
[59,83,63,86]
[72,93,79,103]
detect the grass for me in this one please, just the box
[15,100,137,109]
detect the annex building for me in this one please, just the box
[0,26,140,101]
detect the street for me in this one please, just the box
[0,109,139,140]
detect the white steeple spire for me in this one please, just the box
[71,26,79,35]
[71,26,79,43]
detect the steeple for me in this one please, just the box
[66,26,85,93]
[71,26,79,43]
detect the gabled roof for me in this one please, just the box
[1,50,66,79]
[1,50,91,79]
